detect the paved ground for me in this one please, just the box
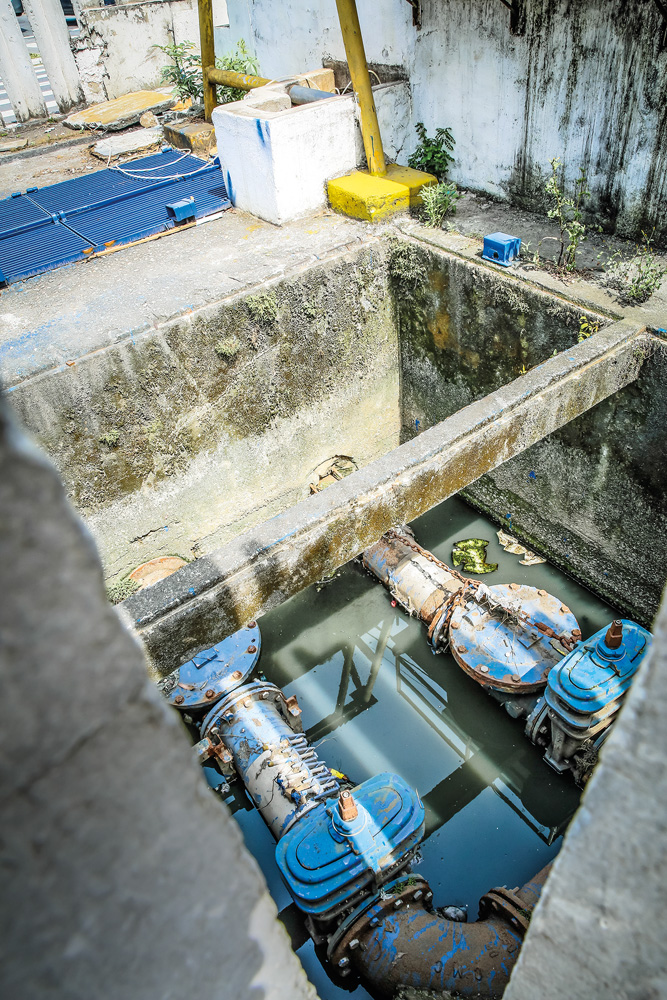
[0,15,79,126]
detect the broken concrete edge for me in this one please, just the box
[0,131,93,167]
[119,319,649,675]
[397,221,625,323]
[1,232,375,393]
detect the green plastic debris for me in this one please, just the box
[451,538,498,574]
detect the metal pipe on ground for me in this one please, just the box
[288,85,335,105]
[342,865,551,998]
[206,68,272,90]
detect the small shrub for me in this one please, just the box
[408,122,455,180]
[99,429,120,448]
[154,38,258,105]
[246,292,278,325]
[545,157,589,270]
[106,577,140,605]
[604,232,667,304]
[420,181,461,228]
[214,335,241,358]
[578,315,600,342]
[386,237,427,292]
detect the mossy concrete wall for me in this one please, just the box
[393,239,666,625]
[8,243,399,585]
[391,240,608,441]
[464,341,667,627]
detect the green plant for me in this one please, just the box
[545,157,589,270]
[214,335,241,358]
[578,315,600,342]
[604,231,667,304]
[106,576,140,605]
[408,122,455,180]
[154,39,258,104]
[420,181,461,228]
[246,292,278,325]
[386,237,427,292]
[99,429,120,448]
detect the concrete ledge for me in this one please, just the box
[122,320,649,674]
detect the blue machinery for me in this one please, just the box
[158,529,652,997]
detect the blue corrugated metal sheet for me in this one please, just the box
[0,149,231,285]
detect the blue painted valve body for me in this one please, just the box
[157,623,260,712]
[527,619,652,776]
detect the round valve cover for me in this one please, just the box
[157,623,261,711]
[449,584,579,694]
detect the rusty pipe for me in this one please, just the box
[205,67,271,90]
[343,865,550,998]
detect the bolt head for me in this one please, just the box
[205,689,216,699]
[457,644,466,653]
[174,694,185,705]
[247,645,257,654]
[338,957,349,968]
[393,899,403,909]
[349,939,359,950]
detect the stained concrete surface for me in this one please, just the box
[0,396,315,1000]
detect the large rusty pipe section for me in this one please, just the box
[206,68,272,90]
[341,865,551,998]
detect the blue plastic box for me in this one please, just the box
[482,232,521,266]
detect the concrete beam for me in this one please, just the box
[123,321,650,675]
[23,0,84,112]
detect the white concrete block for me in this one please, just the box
[213,81,411,225]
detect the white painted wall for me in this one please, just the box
[217,0,667,243]
[212,82,411,224]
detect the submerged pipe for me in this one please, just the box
[338,865,551,998]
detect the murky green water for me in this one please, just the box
[204,496,617,999]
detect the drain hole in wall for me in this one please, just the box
[308,455,357,494]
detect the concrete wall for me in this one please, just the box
[213,82,411,224]
[0,396,315,1000]
[218,0,667,243]
[8,243,399,585]
[74,0,228,103]
[506,587,667,1000]
[393,237,667,626]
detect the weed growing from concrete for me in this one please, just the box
[247,292,278,325]
[386,237,427,292]
[578,315,600,341]
[106,576,140,605]
[408,123,455,180]
[603,232,666,304]
[155,38,258,104]
[545,157,590,270]
[214,335,241,358]
[99,429,120,448]
[420,181,461,228]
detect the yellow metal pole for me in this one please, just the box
[334,0,386,176]
[198,0,216,122]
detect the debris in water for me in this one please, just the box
[497,529,546,565]
[451,538,498,574]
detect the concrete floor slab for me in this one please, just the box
[0,208,371,388]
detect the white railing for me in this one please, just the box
[0,0,82,123]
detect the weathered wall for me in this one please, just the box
[74,0,229,103]
[8,244,399,584]
[464,341,667,626]
[391,239,608,441]
[0,397,315,1000]
[505,587,667,1000]
[219,0,667,243]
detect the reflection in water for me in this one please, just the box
[216,496,616,999]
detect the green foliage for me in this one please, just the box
[408,122,455,180]
[246,292,278,325]
[214,335,241,358]
[106,576,140,605]
[604,232,667,304]
[386,237,427,292]
[154,40,203,102]
[154,39,259,105]
[420,181,461,228]
[545,157,590,270]
[99,428,120,448]
[578,315,600,342]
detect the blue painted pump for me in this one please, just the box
[482,231,521,266]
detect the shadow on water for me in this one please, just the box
[210,495,618,999]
